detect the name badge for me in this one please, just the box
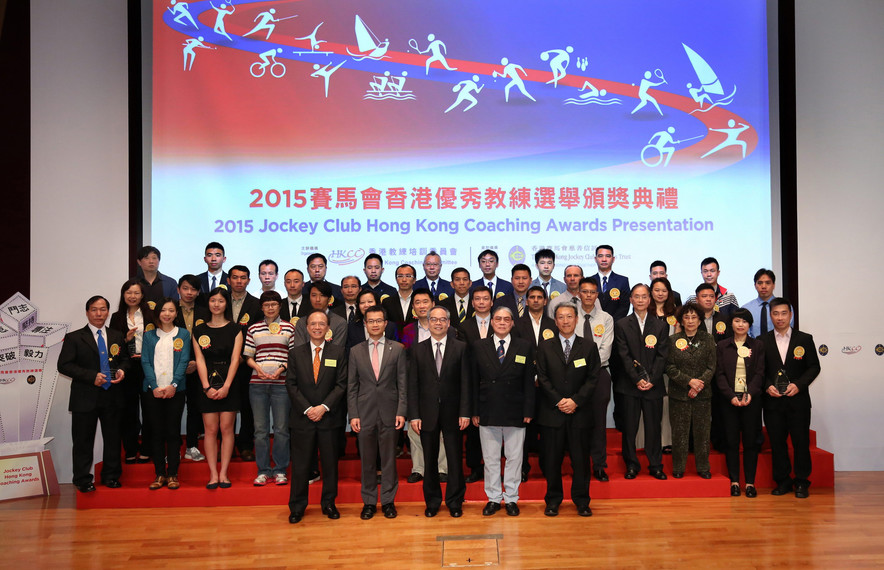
[325,359,337,367]
[574,358,586,368]
[514,355,526,364]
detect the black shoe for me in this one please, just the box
[593,469,609,482]
[102,479,122,488]
[407,472,423,483]
[76,482,96,493]
[505,502,520,516]
[672,472,684,479]
[577,505,593,517]
[323,504,340,519]
[439,473,448,483]
[308,471,321,484]
[698,471,712,479]
[382,503,397,518]
[544,504,559,517]
[482,502,501,516]
[424,507,438,518]
[136,455,152,464]
[521,471,529,483]
[124,457,137,465]
[288,512,303,524]
[449,507,463,518]
[360,504,377,520]
[745,485,758,498]
[466,470,483,484]
[650,470,668,480]
[624,469,638,480]
[239,450,255,462]
[794,481,810,499]
[731,483,741,497]
[661,445,672,455]
[771,481,793,496]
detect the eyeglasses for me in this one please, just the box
[395,274,415,279]
[261,302,280,307]
[428,317,449,323]
[366,318,386,325]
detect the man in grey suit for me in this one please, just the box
[348,305,408,519]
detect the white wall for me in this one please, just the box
[31,0,130,480]
[795,0,884,469]
[30,0,884,480]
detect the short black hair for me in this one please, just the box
[451,267,470,280]
[527,285,547,299]
[701,257,719,270]
[306,253,328,265]
[364,253,383,267]
[695,282,715,295]
[284,268,304,280]
[649,260,667,272]
[341,275,362,287]
[730,308,754,326]
[579,277,600,289]
[85,295,109,311]
[137,246,161,260]
[229,265,250,278]
[258,259,278,273]
[535,248,555,263]
[511,263,531,276]
[753,268,776,283]
[412,287,433,302]
[205,241,225,255]
[595,244,614,255]
[364,305,387,320]
[554,303,578,318]
[769,297,792,312]
[396,264,417,277]
[477,249,499,263]
[310,280,333,298]
[259,290,282,305]
[178,274,200,289]
[471,285,493,299]
[676,302,702,324]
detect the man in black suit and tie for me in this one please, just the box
[696,282,732,452]
[459,286,493,346]
[438,267,475,333]
[286,311,348,523]
[472,306,535,517]
[762,298,821,498]
[415,251,455,301]
[381,264,417,336]
[332,275,362,325]
[408,306,472,518]
[348,306,408,519]
[228,265,263,462]
[536,303,599,517]
[593,245,630,321]
[197,241,228,295]
[280,269,310,324]
[614,284,669,480]
[57,296,131,492]
[471,249,515,299]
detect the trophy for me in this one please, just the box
[775,369,790,395]
[633,360,652,387]
[209,362,228,390]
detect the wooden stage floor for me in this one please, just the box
[2,472,883,569]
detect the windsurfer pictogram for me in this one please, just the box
[683,43,737,113]
[348,15,390,61]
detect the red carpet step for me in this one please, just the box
[76,429,833,509]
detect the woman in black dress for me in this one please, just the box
[192,287,243,489]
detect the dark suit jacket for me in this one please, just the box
[286,343,348,430]
[57,325,131,413]
[198,270,228,294]
[347,320,399,350]
[613,313,669,399]
[471,277,514,298]
[407,337,472,430]
[458,315,489,346]
[715,336,765,400]
[672,290,683,307]
[761,329,821,409]
[347,338,408,427]
[471,336,535,426]
[707,312,733,343]
[279,297,311,324]
[400,322,456,351]
[174,303,210,331]
[438,294,476,332]
[331,302,359,324]
[293,310,348,348]
[381,293,416,333]
[303,281,345,308]
[535,335,599,428]
[512,312,558,348]
[233,293,263,331]
[415,277,455,300]
[362,280,397,299]
[595,271,630,321]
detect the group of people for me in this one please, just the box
[57,241,820,521]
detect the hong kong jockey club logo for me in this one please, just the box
[509,246,525,265]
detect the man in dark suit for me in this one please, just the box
[362,253,397,298]
[536,303,599,517]
[471,249,514,299]
[762,298,821,498]
[302,253,344,307]
[57,295,131,492]
[174,274,209,462]
[415,251,455,301]
[280,269,310,324]
[293,281,348,348]
[228,265,263,461]
[197,241,228,294]
[332,275,362,325]
[348,306,408,519]
[614,284,669,480]
[408,306,472,517]
[380,264,418,336]
[650,260,682,306]
[593,245,630,321]
[696,282,732,452]
[438,267,475,332]
[459,285,493,346]
[286,311,348,523]
[471,306,535,517]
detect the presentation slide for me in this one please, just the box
[148,0,775,304]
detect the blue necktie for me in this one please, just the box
[431,281,436,298]
[97,329,112,390]
[211,275,217,290]
[497,339,506,363]
[602,276,608,293]
[488,281,494,295]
